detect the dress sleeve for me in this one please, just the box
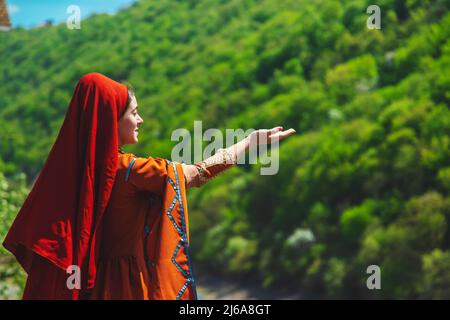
[181,148,236,188]
[126,156,169,196]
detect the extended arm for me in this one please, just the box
[181,126,296,188]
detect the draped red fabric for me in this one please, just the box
[3,72,128,299]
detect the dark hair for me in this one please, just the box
[126,84,135,107]
[120,81,135,106]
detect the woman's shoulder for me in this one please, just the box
[118,153,170,170]
[117,154,171,195]
[118,152,136,170]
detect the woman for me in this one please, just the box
[3,73,295,300]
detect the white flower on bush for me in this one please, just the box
[285,228,316,251]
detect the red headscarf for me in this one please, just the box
[3,73,129,297]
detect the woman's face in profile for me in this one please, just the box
[118,95,143,146]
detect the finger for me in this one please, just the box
[268,132,283,142]
[284,128,296,135]
[279,129,296,138]
[269,129,296,142]
[269,126,284,134]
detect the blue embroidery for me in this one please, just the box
[172,241,189,278]
[125,158,136,182]
[176,279,192,300]
[164,160,198,300]
[166,196,183,236]
[136,159,197,298]
[171,161,198,300]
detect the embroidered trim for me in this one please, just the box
[166,196,183,236]
[197,163,209,184]
[125,158,136,182]
[166,160,198,300]
[197,148,236,184]
[202,148,236,167]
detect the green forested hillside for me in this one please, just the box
[1,0,450,299]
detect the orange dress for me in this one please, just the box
[89,152,197,300]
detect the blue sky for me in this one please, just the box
[6,0,136,28]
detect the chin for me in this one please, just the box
[124,137,138,145]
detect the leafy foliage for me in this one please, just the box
[0,0,449,298]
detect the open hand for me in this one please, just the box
[248,126,296,146]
